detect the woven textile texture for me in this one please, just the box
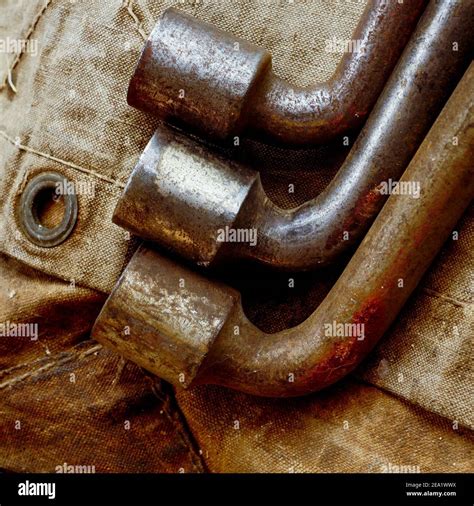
[0,0,472,472]
[0,0,366,293]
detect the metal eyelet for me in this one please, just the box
[19,172,78,248]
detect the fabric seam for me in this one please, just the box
[422,287,472,309]
[123,0,148,41]
[149,379,209,473]
[0,0,53,92]
[0,130,125,188]
[0,342,102,389]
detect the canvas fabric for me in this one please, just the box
[0,0,472,473]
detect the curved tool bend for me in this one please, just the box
[93,63,474,397]
[127,0,427,146]
[115,0,473,271]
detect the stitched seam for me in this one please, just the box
[0,0,53,92]
[0,326,98,378]
[0,130,125,188]
[0,357,47,378]
[0,353,60,378]
[0,342,102,389]
[4,54,17,94]
[149,379,208,473]
[123,0,148,41]
[422,287,472,309]
[356,377,474,431]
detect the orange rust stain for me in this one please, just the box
[353,187,385,222]
[412,221,432,249]
[300,295,389,390]
[301,335,360,389]
[325,187,384,251]
[352,294,388,346]
[352,294,386,327]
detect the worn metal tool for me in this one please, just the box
[127,0,427,145]
[93,63,474,396]
[115,0,473,270]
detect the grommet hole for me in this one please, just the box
[32,187,66,229]
[19,172,78,248]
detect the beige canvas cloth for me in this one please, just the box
[0,0,472,472]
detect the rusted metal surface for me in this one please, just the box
[90,246,239,387]
[127,1,427,145]
[115,0,473,271]
[114,134,258,266]
[93,63,474,397]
